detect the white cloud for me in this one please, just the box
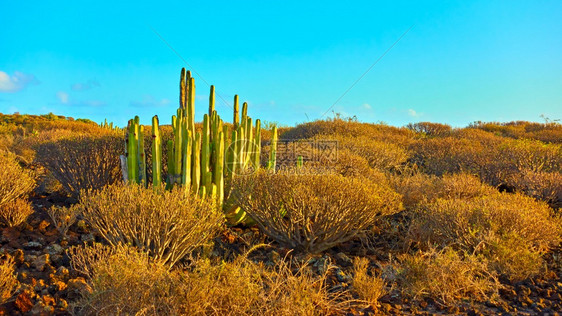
[362,103,372,110]
[408,109,419,117]
[0,71,39,92]
[57,91,69,104]
[71,80,100,91]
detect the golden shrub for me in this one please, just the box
[47,204,81,236]
[509,170,562,209]
[35,134,123,197]
[69,245,355,315]
[409,191,561,280]
[407,122,453,137]
[0,198,34,227]
[0,257,18,304]
[232,171,403,253]
[78,184,224,268]
[352,257,386,308]
[395,248,499,305]
[69,246,180,315]
[0,152,35,207]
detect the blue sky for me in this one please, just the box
[1,0,561,127]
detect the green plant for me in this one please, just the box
[123,68,273,225]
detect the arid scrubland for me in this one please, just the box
[0,109,561,315]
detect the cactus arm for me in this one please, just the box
[254,119,262,170]
[191,132,201,195]
[138,124,147,187]
[213,130,224,206]
[268,125,278,172]
[233,95,239,129]
[152,115,162,189]
[209,85,215,117]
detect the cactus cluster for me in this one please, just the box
[122,68,278,219]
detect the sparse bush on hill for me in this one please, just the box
[35,133,123,197]
[469,120,562,144]
[77,184,224,268]
[0,198,34,228]
[407,122,453,137]
[68,245,355,315]
[395,248,500,305]
[409,189,561,280]
[233,171,402,253]
[0,152,35,208]
[509,170,562,209]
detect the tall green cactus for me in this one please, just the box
[125,68,268,224]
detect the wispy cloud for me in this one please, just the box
[0,71,40,93]
[408,109,421,117]
[130,95,171,108]
[57,91,69,104]
[71,79,100,91]
[362,103,372,110]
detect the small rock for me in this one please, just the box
[56,298,68,310]
[45,244,63,256]
[24,241,43,250]
[66,277,92,298]
[31,301,54,315]
[334,268,348,282]
[33,254,50,272]
[335,252,353,267]
[269,250,280,263]
[55,266,70,280]
[81,233,95,243]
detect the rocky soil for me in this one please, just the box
[1,193,562,315]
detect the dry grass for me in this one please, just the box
[407,122,453,137]
[409,189,561,280]
[0,152,35,207]
[232,171,402,253]
[0,198,34,228]
[0,256,18,305]
[77,184,224,268]
[352,257,386,308]
[35,133,123,197]
[395,248,500,305]
[68,245,355,315]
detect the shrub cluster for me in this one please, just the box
[0,152,35,227]
[35,133,123,197]
[77,184,224,267]
[232,171,402,253]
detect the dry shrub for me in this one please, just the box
[35,133,123,197]
[407,122,453,137]
[509,170,562,209]
[390,172,494,210]
[233,171,402,253]
[0,256,18,304]
[352,257,386,308]
[409,191,561,280]
[69,245,354,316]
[282,119,415,146]
[78,184,224,267]
[0,152,35,207]
[47,205,81,236]
[470,121,562,144]
[395,248,499,305]
[0,198,34,227]
[69,246,179,315]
